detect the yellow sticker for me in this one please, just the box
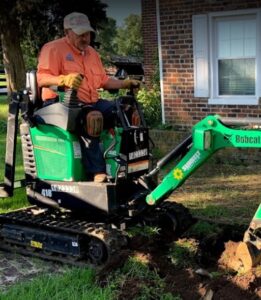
[30,240,43,249]
[173,168,184,180]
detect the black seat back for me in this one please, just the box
[26,70,42,108]
[26,70,84,132]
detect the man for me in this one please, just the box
[37,12,139,183]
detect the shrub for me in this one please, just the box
[137,86,161,127]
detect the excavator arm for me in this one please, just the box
[146,114,261,205]
[146,114,261,271]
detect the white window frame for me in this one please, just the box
[208,9,261,105]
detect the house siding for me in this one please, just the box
[142,0,261,130]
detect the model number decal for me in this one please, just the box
[129,149,148,160]
[51,184,79,193]
[41,185,79,196]
[182,150,201,172]
[41,189,52,197]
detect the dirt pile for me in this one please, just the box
[0,223,260,299]
[98,228,261,300]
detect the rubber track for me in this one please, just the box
[0,207,127,266]
[159,200,196,233]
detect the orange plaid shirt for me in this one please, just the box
[37,37,109,103]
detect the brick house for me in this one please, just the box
[142,0,261,130]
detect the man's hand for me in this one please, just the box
[58,73,83,89]
[122,79,141,89]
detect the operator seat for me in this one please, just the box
[26,70,42,109]
[26,70,82,132]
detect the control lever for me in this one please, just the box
[63,74,84,107]
[127,81,140,97]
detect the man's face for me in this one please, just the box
[67,30,91,51]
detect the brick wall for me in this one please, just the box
[142,0,261,129]
[141,0,158,87]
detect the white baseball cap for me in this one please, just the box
[64,12,95,35]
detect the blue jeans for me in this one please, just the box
[80,99,116,175]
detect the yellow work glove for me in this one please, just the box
[122,79,141,90]
[58,73,83,89]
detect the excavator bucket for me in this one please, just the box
[219,241,261,272]
[235,241,261,271]
[219,206,261,272]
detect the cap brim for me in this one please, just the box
[71,25,95,35]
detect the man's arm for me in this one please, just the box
[103,77,140,90]
[38,72,83,89]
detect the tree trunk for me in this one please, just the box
[1,18,26,93]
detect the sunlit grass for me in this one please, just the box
[168,238,199,269]
[0,188,28,213]
[170,163,261,225]
[0,97,8,119]
[0,97,29,212]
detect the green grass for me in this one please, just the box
[0,96,28,212]
[169,161,261,225]
[1,258,181,300]
[187,220,221,238]
[0,268,115,300]
[168,239,199,269]
[127,225,160,238]
[110,257,181,300]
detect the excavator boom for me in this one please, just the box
[146,115,261,205]
[146,114,261,271]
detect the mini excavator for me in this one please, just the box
[0,70,260,270]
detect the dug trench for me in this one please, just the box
[98,220,261,300]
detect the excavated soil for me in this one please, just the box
[98,225,261,300]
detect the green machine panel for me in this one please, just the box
[101,127,123,179]
[30,125,85,181]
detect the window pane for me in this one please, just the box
[218,58,255,95]
[218,19,256,58]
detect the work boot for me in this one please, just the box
[94,173,107,183]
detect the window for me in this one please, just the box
[193,9,261,105]
[218,58,255,96]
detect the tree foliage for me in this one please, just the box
[95,14,143,68]
[115,14,143,60]
[0,1,143,93]
[0,0,108,92]
[95,17,118,66]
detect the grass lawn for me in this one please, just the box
[169,160,261,226]
[0,96,28,212]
